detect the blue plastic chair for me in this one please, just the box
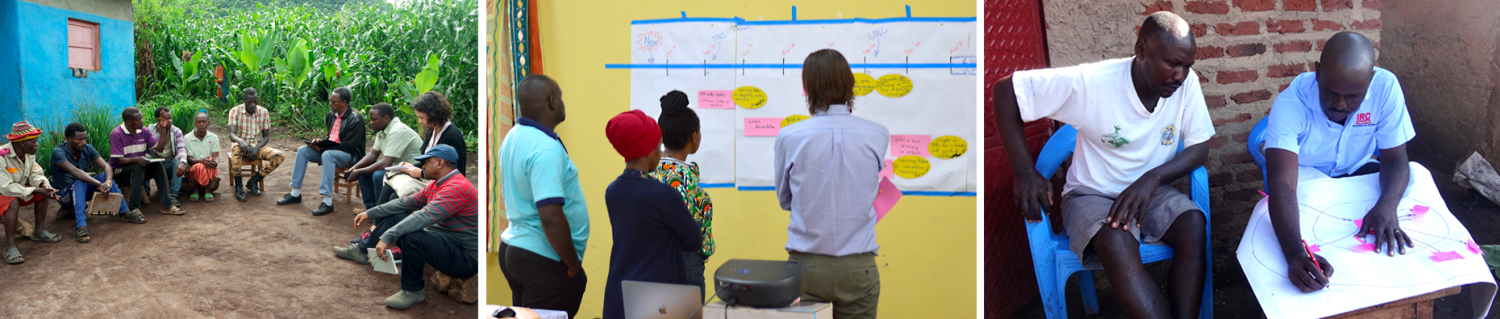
[1025,124,1213,319]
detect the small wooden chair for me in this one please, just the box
[333,167,359,202]
[238,158,262,178]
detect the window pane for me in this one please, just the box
[69,47,94,69]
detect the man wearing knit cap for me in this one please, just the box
[601,110,700,319]
[1,121,60,264]
[497,74,590,317]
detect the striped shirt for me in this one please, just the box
[227,104,271,146]
[369,170,480,259]
[109,124,158,167]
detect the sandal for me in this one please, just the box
[120,210,147,224]
[204,193,215,202]
[75,226,91,243]
[28,230,61,243]
[189,194,199,202]
[160,206,186,215]
[4,247,21,264]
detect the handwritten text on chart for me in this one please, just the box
[891,135,932,157]
[893,155,931,179]
[698,90,734,109]
[852,73,876,96]
[876,74,913,97]
[733,86,767,109]
[781,115,810,127]
[929,136,969,159]
[744,117,782,136]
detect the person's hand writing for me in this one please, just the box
[1359,207,1413,256]
[1107,174,1160,230]
[1285,253,1335,292]
[1013,170,1052,222]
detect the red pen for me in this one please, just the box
[1302,239,1328,289]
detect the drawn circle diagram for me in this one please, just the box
[928,136,968,159]
[893,155,930,179]
[852,73,876,96]
[733,86,767,109]
[875,74,913,97]
[781,115,810,127]
[1246,197,1471,286]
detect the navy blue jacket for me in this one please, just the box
[601,168,701,319]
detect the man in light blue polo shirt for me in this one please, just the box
[497,74,590,318]
[1263,31,1417,293]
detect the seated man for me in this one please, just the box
[227,88,285,202]
[379,91,467,204]
[344,102,422,209]
[993,12,1211,318]
[279,86,366,216]
[54,122,145,243]
[1,121,60,264]
[111,107,184,216]
[145,106,188,207]
[183,111,222,202]
[333,144,477,309]
[1263,31,1415,292]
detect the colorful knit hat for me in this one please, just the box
[6,121,41,142]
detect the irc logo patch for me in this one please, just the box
[1354,113,1373,126]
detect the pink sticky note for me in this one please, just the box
[890,135,932,157]
[1355,243,1377,253]
[744,118,783,136]
[697,90,735,109]
[1353,219,1363,230]
[1431,250,1464,262]
[873,177,902,223]
[1308,244,1321,253]
[1412,205,1431,222]
[1469,240,1484,256]
[878,159,895,180]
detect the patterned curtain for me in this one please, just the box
[486,0,518,253]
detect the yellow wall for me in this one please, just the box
[487,1,977,318]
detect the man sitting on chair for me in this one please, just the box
[227,88,284,202]
[1262,31,1416,292]
[334,144,477,309]
[992,12,1213,318]
[344,102,422,210]
[53,122,144,244]
[279,87,366,216]
[111,107,185,216]
[183,111,222,202]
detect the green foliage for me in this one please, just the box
[135,0,479,149]
[35,103,122,170]
[143,99,211,134]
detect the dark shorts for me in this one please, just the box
[1063,184,1199,268]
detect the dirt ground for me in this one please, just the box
[0,126,479,318]
[1009,163,1500,318]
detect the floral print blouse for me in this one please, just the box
[653,157,714,258]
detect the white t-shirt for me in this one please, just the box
[1012,57,1215,196]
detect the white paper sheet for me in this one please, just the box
[630,21,739,185]
[1236,162,1496,319]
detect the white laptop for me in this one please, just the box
[621,280,703,319]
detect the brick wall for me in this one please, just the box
[1039,0,1382,227]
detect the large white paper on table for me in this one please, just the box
[1236,162,1496,319]
[629,21,739,186]
[625,16,976,194]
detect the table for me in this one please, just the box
[1326,286,1462,319]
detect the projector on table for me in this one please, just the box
[713,259,806,308]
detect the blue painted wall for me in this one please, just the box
[0,1,22,126]
[2,0,134,131]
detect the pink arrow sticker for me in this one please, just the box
[1355,243,1377,253]
[1308,244,1321,253]
[1354,219,1363,230]
[1431,250,1464,262]
[1413,205,1430,222]
[1469,240,1484,256]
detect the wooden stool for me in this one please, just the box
[238,158,262,178]
[333,168,359,203]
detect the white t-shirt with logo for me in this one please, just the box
[1012,57,1215,196]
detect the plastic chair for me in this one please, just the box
[1025,124,1213,319]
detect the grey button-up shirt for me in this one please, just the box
[773,104,889,257]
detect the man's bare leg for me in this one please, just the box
[1092,226,1169,319]
[1161,211,1207,319]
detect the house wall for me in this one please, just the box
[0,1,23,124]
[9,0,135,130]
[21,0,132,22]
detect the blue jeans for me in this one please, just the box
[357,169,387,208]
[143,159,183,197]
[290,146,353,197]
[685,252,706,303]
[58,173,130,228]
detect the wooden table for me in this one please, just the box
[1326,286,1462,319]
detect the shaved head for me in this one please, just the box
[1132,11,1197,101]
[1315,31,1377,124]
[517,74,566,126]
[1139,11,1193,43]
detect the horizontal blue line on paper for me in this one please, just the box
[736,186,976,197]
[630,16,975,25]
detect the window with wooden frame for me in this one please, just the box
[67,18,100,71]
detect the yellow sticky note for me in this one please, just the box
[928,136,968,159]
[876,74,913,98]
[733,86,767,109]
[852,73,876,96]
[893,155,930,179]
[781,114,810,127]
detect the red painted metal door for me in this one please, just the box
[984,0,1051,317]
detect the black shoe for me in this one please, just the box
[312,202,334,216]
[247,174,264,196]
[234,176,248,202]
[277,193,302,205]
